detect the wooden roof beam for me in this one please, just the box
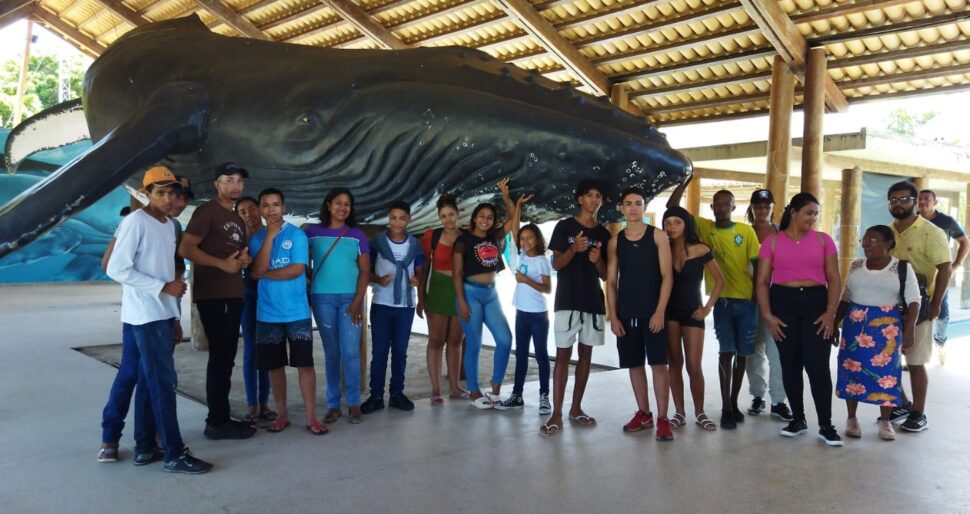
[831,37,970,68]
[93,0,150,27]
[322,0,407,49]
[194,0,271,40]
[0,0,33,32]
[283,0,415,43]
[839,62,970,90]
[31,7,104,57]
[739,0,847,112]
[494,0,609,95]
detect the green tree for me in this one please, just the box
[0,52,87,128]
[884,108,937,137]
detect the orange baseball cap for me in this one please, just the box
[140,166,180,192]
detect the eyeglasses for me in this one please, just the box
[859,237,885,245]
[888,196,915,205]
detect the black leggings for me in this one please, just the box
[769,285,833,427]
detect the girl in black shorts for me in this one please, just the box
[663,206,725,431]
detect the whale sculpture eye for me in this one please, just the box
[289,111,324,142]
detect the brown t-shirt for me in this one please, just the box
[185,200,246,301]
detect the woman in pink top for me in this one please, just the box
[755,192,843,447]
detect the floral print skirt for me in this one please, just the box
[835,302,903,407]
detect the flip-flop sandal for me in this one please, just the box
[259,409,279,421]
[267,418,290,433]
[306,421,329,435]
[670,412,687,430]
[568,414,597,426]
[471,396,494,410]
[695,413,717,431]
[323,409,341,424]
[538,423,562,436]
[243,411,259,424]
[431,396,444,406]
[449,391,470,400]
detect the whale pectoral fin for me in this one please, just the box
[4,99,89,173]
[0,81,210,258]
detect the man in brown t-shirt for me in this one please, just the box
[180,163,257,440]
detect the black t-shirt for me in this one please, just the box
[669,249,713,310]
[549,217,611,314]
[454,230,506,277]
[928,211,965,241]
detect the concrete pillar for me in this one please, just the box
[801,47,827,198]
[963,183,970,308]
[765,55,795,221]
[839,167,862,278]
[822,182,837,236]
[686,177,701,216]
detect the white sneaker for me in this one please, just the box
[538,393,551,416]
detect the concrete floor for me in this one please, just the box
[2,283,969,514]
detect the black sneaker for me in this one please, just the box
[360,396,385,414]
[747,397,765,416]
[900,411,928,432]
[780,418,808,437]
[770,402,794,422]
[494,393,524,410]
[818,425,844,447]
[132,447,163,466]
[388,394,414,411]
[720,410,737,430]
[163,448,213,475]
[204,421,257,440]
[888,407,911,423]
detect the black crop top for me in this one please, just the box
[454,230,506,277]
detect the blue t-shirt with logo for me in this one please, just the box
[249,223,311,323]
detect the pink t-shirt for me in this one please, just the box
[759,230,837,285]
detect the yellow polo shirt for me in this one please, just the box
[695,217,760,299]
[890,216,950,296]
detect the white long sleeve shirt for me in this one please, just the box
[106,209,180,325]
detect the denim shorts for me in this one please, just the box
[256,319,314,369]
[713,298,757,356]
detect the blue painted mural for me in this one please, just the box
[0,129,129,283]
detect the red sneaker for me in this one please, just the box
[656,417,674,441]
[623,410,655,432]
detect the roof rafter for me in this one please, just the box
[194,0,271,40]
[322,0,407,49]
[493,0,609,95]
[93,0,149,27]
[739,0,848,112]
[0,0,33,32]
[31,6,104,57]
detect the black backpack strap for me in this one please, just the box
[897,260,907,308]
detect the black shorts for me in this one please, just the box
[617,318,668,368]
[666,305,705,329]
[256,319,314,369]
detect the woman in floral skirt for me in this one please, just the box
[835,225,920,441]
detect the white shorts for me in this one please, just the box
[906,320,934,366]
[554,310,605,348]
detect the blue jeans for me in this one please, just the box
[368,304,415,398]
[935,289,950,347]
[311,293,362,409]
[713,298,758,357]
[101,323,156,451]
[513,310,550,396]
[456,283,513,393]
[241,286,270,407]
[131,319,184,462]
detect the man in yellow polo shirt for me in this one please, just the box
[669,176,759,430]
[887,181,951,433]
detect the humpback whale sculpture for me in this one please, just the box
[0,15,691,258]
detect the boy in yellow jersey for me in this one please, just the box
[668,176,759,429]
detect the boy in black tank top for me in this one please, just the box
[606,187,675,441]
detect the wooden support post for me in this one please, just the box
[765,55,794,221]
[963,183,970,308]
[839,167,862,278]
[912,176,928,192]
[821,181,837,236]
[801,47,827,198]
[686,177,701,216]
[11,19,31,127]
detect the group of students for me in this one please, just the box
[97,163,961,474]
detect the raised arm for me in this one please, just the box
[666,174,693,209]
